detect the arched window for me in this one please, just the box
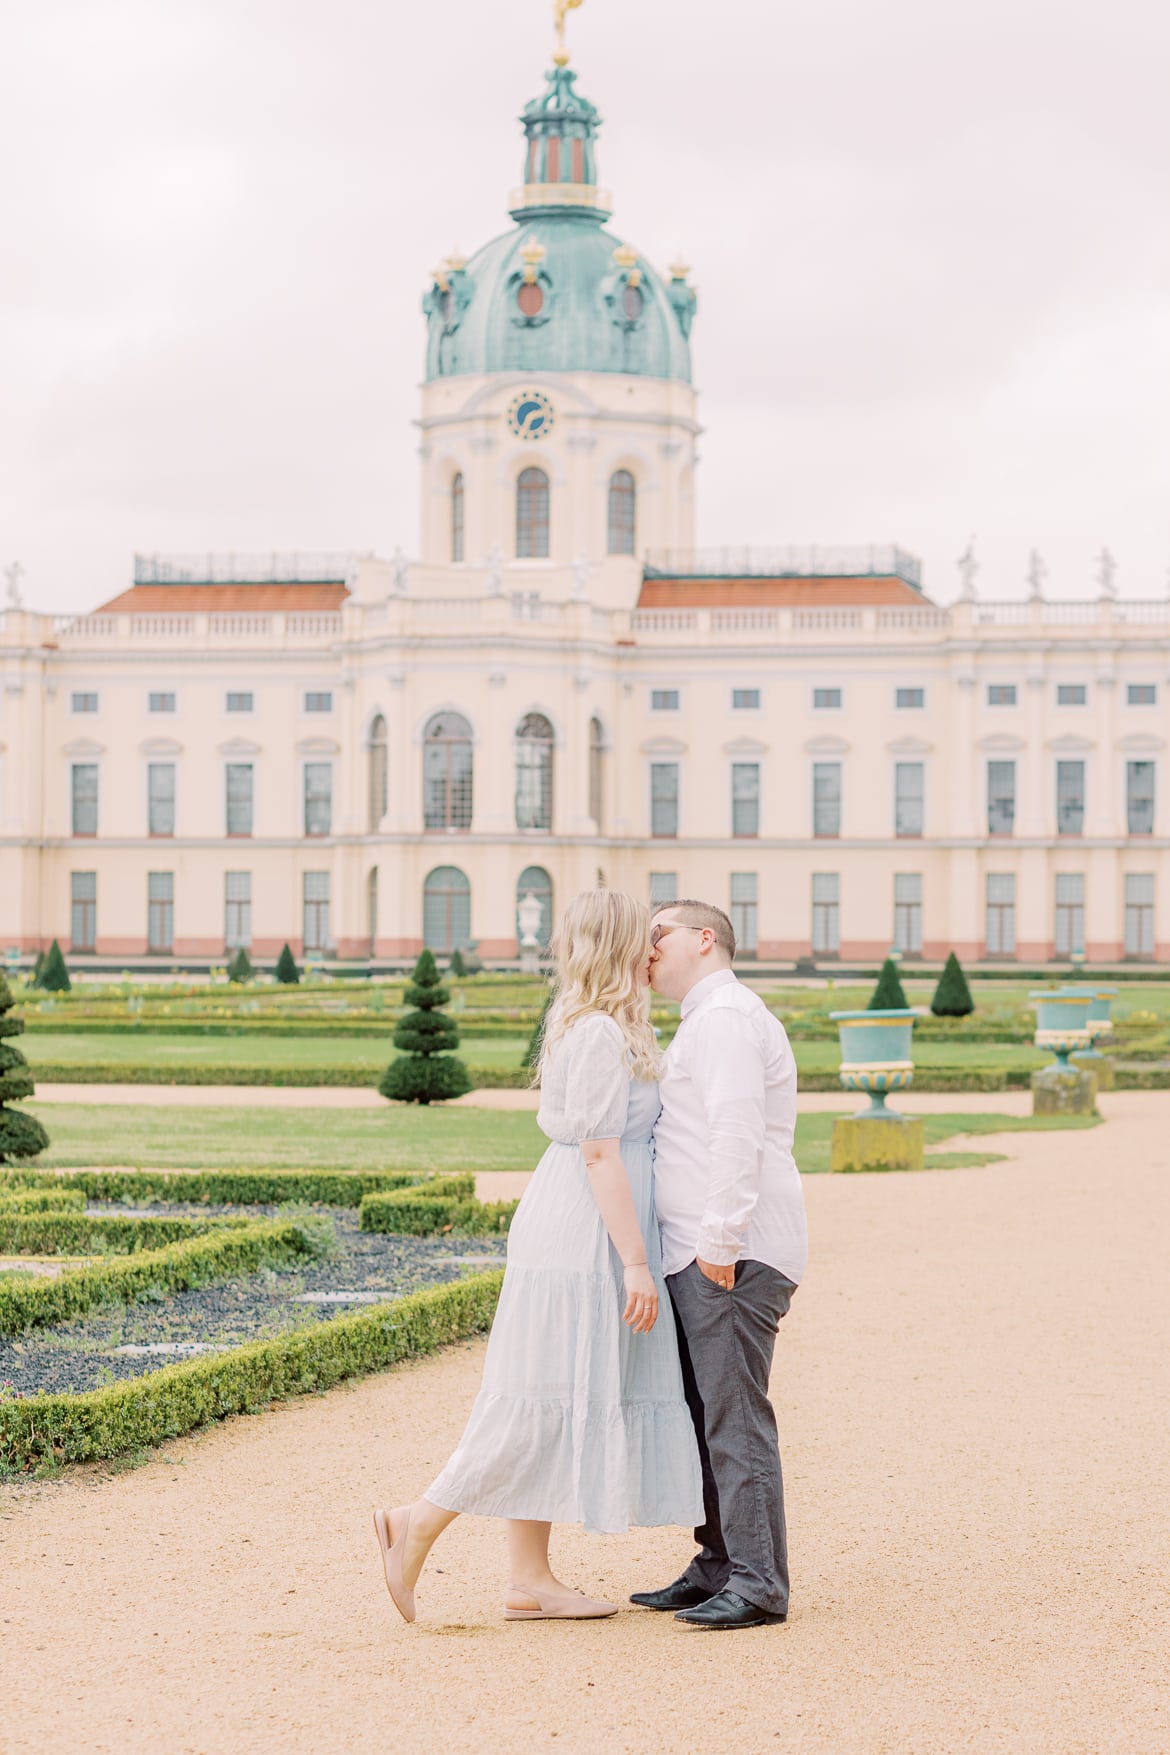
[516,866,553,952]
[423,711,473,831]
[607,469,636,555]
[367,714,388,831]
[515,712,554,832]
[423,865,470,954]
[366,866,378,957]
[589,716,605,830]
[450,472,464,563]
[516,467,549,558]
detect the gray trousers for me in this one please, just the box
[666,1259,796,1616]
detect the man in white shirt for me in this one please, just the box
[630,899,808,1630]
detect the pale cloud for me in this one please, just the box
[2,0,1167,610]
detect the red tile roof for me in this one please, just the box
[94,583,350,613]
[637,575,928,608]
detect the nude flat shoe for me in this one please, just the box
[373,1506,416,1625]
[503,1589,619,1621]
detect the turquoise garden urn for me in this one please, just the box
[1029,991,1093,1068]
[829,1009,917,1117]
[1059,985,1118,1043]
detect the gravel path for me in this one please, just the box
[2,1093,1168,1753]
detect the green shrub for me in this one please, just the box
[0,1220,318,1338]
[360,1181,518,1236]
[448,948,467,977]
[0,1188,86,1214]
[39,940,72,994]
[275,944,301,985]
[0,1212,248,1255]
[931,952,975,1018]
[0,1269,504,1472]
[31,950,46,988]
[0,1167,440,1207]
[0,973,49,1164]
[868,958,909,1010]
[25,1061,531,1090]
[227,947,254,985]
[379,950,472,1105]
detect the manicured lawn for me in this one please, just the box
[24,1102,1096,1174]
[23,1033,531,1074]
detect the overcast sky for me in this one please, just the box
[3,0,1168,613]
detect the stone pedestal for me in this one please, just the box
[1032,1065,1097,1116]
[830,1115,924,1174]
[1071,1050,1114,1090]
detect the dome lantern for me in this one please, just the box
[509,61,611,223]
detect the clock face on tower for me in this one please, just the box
[507,390,555,440]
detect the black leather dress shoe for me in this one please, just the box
[629,1574,712,1611]
[674,1589,787,1629]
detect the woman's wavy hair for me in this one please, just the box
[535,889,661,1084]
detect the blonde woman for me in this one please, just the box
[373,889,702,1622]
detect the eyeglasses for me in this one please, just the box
[649,923,705,949]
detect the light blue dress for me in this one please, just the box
[426,1012,703,1535]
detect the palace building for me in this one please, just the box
[1,38,1168,968]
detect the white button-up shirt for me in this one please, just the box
[653,968,809,1283]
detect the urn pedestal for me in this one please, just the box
[828,1009,923,1172]
[1029,991,1098,1116]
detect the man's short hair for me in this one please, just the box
[653,898,736,960]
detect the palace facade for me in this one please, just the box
[2,44,1168,967]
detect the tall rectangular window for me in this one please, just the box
[731,688,760,711]
[1126,761,1155,835]
[812,762,841,838]
[71,692,98,714]
[1127,683,1157,706]
[71,763,98,837]
[813,687,842,710]
[987,761,1016,837]
[650,689,680,712]
[303,872,331,952]
[649,872,678,907]
[650,763,679,838]
[987,684,1017,707]
[226,691,254,714]
[304,763,332,837]
[893,873,922,954]
[304,691,334,714]
[148,692,176,714]
[1054,873,1085,956]
[985,874,1016,956]
[895,687,925,710]
[895,762,924,838]
[148,762,175,837]
[1056,760,1085,836]
[811,873,839,955]
[147,872,174,954]
[1124,874,1155,959]
[225,871,252,949]
[731,762,760,838]
[730,872,758,955]
[1057,684,1087,706]
[70,872,96,952]
[226,763,254,837]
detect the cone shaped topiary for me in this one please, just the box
[228,946,253,984]
[275,943,301,985]
[868,957,908,1010]
[31,949,46,988]
[39,939,71,993]
[448,947,467,977]
[379,949,472,1105]
[931,951,975,1017]
[524,984,556,1072]
[0,973,49,1163]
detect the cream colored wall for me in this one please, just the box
[2,595,1168,963]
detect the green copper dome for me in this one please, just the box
[423,63,696,384]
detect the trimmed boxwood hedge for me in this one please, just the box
[0,1220,318,1338]
[360,1189,519,1236]
[0,1188,86,1214]
[0,1168,445,1207]
[27,1062,532,1090]
[0,1268,504,1472]
[0,1212,247,1256]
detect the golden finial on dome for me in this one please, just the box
[445,247,467,273]
[553,0,583,66]
[519,239,547,284]
[612,243,638,271]
[432,265,450,293]
[669,258,691,282]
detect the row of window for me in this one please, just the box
[65,864,556,959]
[70,760,337,839]
[647,682,1161,713]
[449,469,637,563]
[70,690,332,717]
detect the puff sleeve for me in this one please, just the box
[561,1013,631,1143]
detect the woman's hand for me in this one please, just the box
[622,1262,659,1333]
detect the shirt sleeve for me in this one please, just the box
[562,1013,631,1143]
[691,1008,765,1265]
